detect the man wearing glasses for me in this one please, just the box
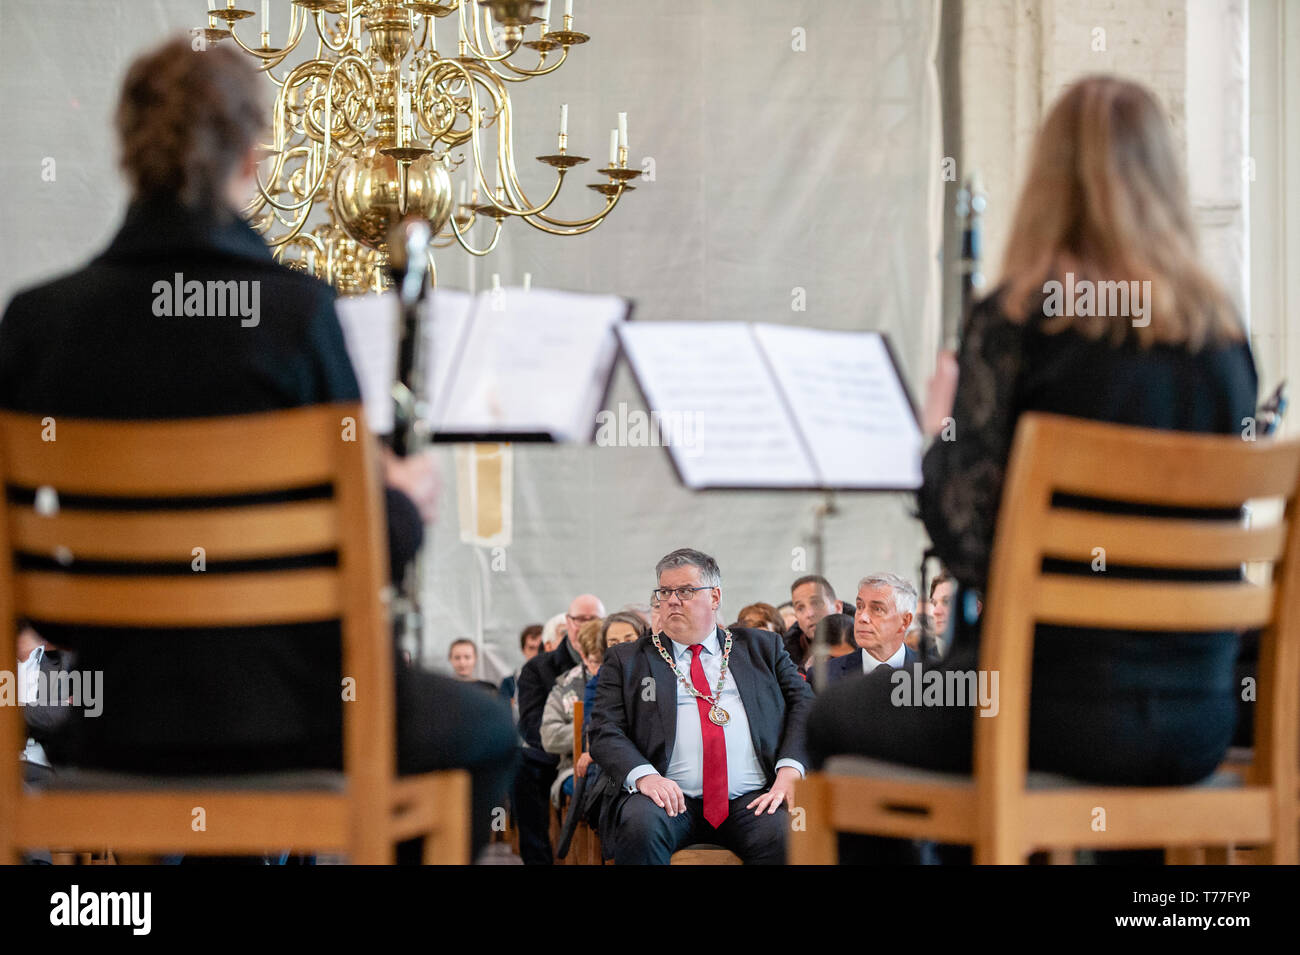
[515,592,605,865]
[589,549,813,864]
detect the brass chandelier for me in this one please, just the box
[199,0,640,293]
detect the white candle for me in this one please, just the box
[541,0,551,25]
[261,0,269,34]
[609,129,618,165]
[565,0,573,18]
[523,272,532,292]
[492,273,501,291]
[459,180,468,205]
[207,0,215,11]
[559,103,568,137]
[618,112,627,150]
[399,91,411,132]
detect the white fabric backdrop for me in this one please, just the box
[0,0,943,680]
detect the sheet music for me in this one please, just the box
[751,324,922,489]
[616,322,816,488]
[334,292,398,434]
[434,287,626,443]
[334,288,475,436]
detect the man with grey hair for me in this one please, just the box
[589,547,814,864]
[821,573,921,686]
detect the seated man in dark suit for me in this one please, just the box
[822,573,922,685]
[589,548,814,865]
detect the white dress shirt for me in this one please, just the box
[861,642,908,673]
[625,629,805,797]
[18,646,50,768]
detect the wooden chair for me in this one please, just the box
[792,412,1300,864]
[0,403,470,864]
[564,700,600,864]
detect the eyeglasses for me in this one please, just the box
[567,614,601,625]
[651,586,714,603]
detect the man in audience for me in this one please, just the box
[783,575,849,673]
[499,624,543,710]
[929,573,955,659]
[776,602,797,633]
[514,593,605,864]
[589,548,813,865]
[823,573,921,684]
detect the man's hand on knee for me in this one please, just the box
[636,774,686,817]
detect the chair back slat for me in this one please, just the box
[15,569,342,627]
[1040,511,1287,568]
[0,405,346,496]
[9,500,339,562]
[1033,576,1275,631]
[1036,418,1300,505]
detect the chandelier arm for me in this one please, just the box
[518,212,617,237]
[496,46,570,78]
[449,210,505,256]
[310,2,356,54]
[262,202,316,248]
[528,186,629,229]
[224,3,306,68]
[454,0,524,64]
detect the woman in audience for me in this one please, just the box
[809,75,1257,798]
[541,619,606,806]
[735,602,787,635]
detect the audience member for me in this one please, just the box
[16,627,73,788]
[808,77,1258,847]
[514,593,605,864]
[821,574,921,685]
[541,619,605,805]
[926,572,955,660]
[783,575,848,672]
[776,602,797,632]
[619,603,653,628]
[736,602,786,634]
[589,549,813,865]
[499,624,543,710]
[540,613,567,653]
[448,639,498,693]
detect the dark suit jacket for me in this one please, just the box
[588,626,814,812]
[818,644,920,688]
[21,648,75,744]
[517,637,582,765]
[0,196,399,773]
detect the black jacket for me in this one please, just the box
[0,196,402,772]
[588,626,813,806]
[817,645,920,689]
[516,637,582,764]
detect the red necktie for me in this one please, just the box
[689,643,729,828]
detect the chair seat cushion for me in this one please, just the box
[822,755,1242,789]
[41,768,346,793]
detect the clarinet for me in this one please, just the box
[385,216,435,656]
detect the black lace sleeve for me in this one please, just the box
[917,294,1026,591]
